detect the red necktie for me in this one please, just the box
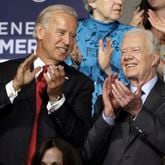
[26,65,48,165]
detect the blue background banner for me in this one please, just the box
[0,0,88,60]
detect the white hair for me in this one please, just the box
[123,28,160,54]
[33,4,78,38]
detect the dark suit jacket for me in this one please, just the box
[0,58,94,165]
[82,78,165,165]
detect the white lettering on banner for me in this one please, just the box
[0,22,35,35]
[26,22,35,35]
[0,21,36,58]
[0,40,14,54]
[0,22,8,35]
[0,39,36,54]
[32,0,46,2]
[11,22,22,35]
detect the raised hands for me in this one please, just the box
[103,74,144,118]
[131,7,165,34]
[148,9,165,34]
[12,54,67,102]
[112,79,143,117]
[43,65,66,102]
[98,37,113,75]
[102,74,119,118]
[13,54,41,91]
[130,7,144,28]
[70,43,82,66]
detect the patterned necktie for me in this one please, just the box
[26,65,48,165]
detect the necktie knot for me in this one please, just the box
[36,65,49,95]
[37,65,49,82]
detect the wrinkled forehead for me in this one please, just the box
[48,11,77,25]
[122,33,147,48]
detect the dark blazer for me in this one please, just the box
[0,58,94,165]
[82,78,165,165]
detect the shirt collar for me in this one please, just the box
[130,75,158,95]
[34,57,46,78]
[34,57,45,68]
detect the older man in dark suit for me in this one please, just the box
[82,29,165,165]
[0,4,93,165]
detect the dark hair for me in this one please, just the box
[138,0,153,29]
[31,138,83,165]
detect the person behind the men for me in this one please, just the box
[81,29,165,165]
[0,4,93,165]
[130,0,165,81]
[66,0,133,110]
[32,138,83,165]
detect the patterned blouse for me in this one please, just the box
[67,16,133,109]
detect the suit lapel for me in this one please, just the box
[116,111,133,145]
[122,115,139,145]
[143,78,165,114]
[123,78,165,148]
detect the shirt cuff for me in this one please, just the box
[5,80,21,103]
[47,94,65,114]
[104,66,112,75]
[102,111,116,126]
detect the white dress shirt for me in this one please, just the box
[130,75,158,104]
[5,57,65,114]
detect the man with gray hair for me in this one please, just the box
[82,29,165,165]
[0,4,93,165]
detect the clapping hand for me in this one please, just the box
[148,9,165,34]
[13,54,41,91]
[111,79,143,117]
[98,37,113,75]
[103,74,120,118]
[130,7,144,28]
[44,65,66,102]
[70,43,82,66]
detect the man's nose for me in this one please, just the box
[124,50,133,59]
[62,34,70,45]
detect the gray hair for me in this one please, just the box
[33,4,78,38]
[123,28,160,54]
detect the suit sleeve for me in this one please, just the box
[0,84,11,109]
[48,75,94,147]
[81,115,113,165]
[0,60,21,110]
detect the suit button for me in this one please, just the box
[136,126,145,135]
[124,154,130,160]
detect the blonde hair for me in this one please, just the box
[33,4,78,38]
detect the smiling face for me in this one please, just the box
[121,32,159,84]
[36,12,77,65]
[89,0,124,22]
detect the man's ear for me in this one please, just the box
[36,24,45,40]
[88,0,96,9]
[152,52,160,67]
